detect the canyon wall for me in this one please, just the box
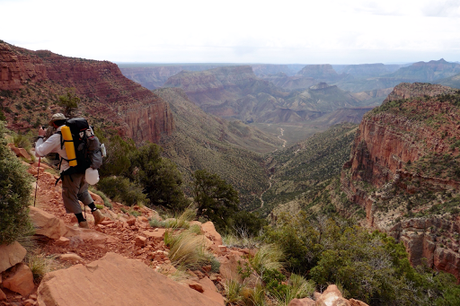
[341,82,460,279]
[0,42,173,143]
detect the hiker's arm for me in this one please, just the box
[35,132,60,157]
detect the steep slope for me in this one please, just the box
[437,73,460,89]
[341,82,460,279]
[257,123,358,216]
[163,66,382,127]
[0,41,173,143]
[154,87,283,211]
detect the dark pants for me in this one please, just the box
[61,172,93,214]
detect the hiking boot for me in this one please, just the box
[79,221,89,229]
[92,209,105,226]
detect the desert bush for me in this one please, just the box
[0,122,34,244]
[132,142,189,212]
[264,212,460,305]
[97,176,147,206]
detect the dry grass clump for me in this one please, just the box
[165,228,218,271]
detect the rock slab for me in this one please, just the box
[37,252,223,306]
[3,263,35,296]
[0,241,27,273]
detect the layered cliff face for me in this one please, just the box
[0,42,173,143]
[341,82,460,278]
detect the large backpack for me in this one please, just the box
[58,118,103,175]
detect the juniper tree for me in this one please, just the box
[192,169,239,231]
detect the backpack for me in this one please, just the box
[58,118,103,175]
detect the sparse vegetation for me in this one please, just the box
[164,228,218,271]
[0,122,34,244]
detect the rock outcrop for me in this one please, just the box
[0,242,27,273]
[37,252,223,306]
[0,41,173,143]
[288,285,369,306]
[341,82,460,279]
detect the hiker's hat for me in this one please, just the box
[49,113,67,125]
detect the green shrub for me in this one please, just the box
[0,122,34,244]
[97,176,148,206]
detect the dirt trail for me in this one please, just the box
[257,128,287,210]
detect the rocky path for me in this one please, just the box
[1,161,235,306]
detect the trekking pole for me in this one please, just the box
[33,157,41,207]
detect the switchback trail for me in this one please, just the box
[257,127,287,210]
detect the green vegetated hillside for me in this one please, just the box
[154,87,284,210]
[257,123,358,217]
[437,73,460,89]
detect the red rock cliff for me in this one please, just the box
[341,82,460,279]
[0,42,173,143]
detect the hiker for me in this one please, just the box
[35,113,105,228]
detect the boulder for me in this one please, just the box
[201,221,223,246]
[59,253,83,263]
[37,252,223,306]
[0,241,27,273]
[198,277,225,306]
[3,263,35,296]
[288,298,315,306]
[218,252,243,282]
[349,299,369,306]
[29,206,69,240]
[7,143,31,160]
[0,288,6,300]
[315,285,350,306]
[29,206,117,244]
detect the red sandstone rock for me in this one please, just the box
[218,252,243,282]
[3,263,35,296]
[0,241,27,273]
[0,41,174,143]
[135,235,147,247]
[55,237,70,247]
[288,298,315,306]
[188,281,204,292]
[201,221,223,246]
[315,285,350,306]
[59,253,83,263]
[7,143,31,160]
[197,276,225,306]
[349,299,369,306]
[341,83,460,279]
[0,288,6,300]
[37,252,223,306]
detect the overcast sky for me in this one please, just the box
[1,0,459,64]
